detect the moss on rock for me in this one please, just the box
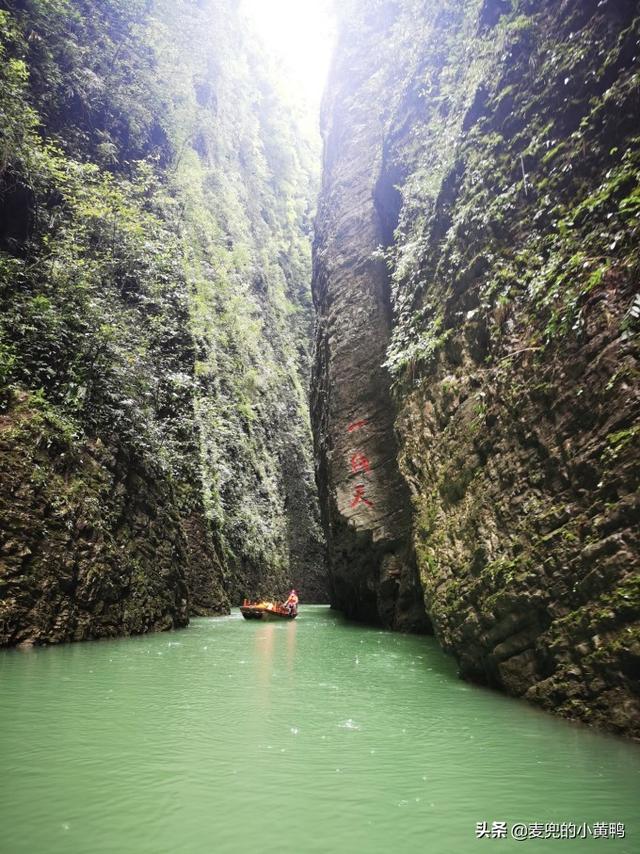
[318,0,639,737]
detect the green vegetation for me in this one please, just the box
[339,0,640,734]
[378,4,640,388]
[0,0,323,643]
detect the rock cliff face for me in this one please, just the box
[0,0,324,646]
[311,3,431,632]
[312,0,639,736]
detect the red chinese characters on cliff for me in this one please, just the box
[347,419,373,509]
[350,452,371,475]
[350,484,373,509]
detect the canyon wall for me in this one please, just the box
[0,0,324,646]
[312,0,640,736]
[311,2,431,633]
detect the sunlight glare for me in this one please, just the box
[240,0,335,114]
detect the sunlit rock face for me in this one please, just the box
[312,0,639,736]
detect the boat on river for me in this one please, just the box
[240,600,297,620]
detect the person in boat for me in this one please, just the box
[283,589,299,616]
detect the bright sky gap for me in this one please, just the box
[240,0,336,114]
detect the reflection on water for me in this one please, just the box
[255,622,274,703]
[0,606,639,854]
[254,619,297,715]
[254,615,298,686]
[286,618,297,672]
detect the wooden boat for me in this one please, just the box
[240,600,297,620]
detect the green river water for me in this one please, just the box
[1,606,638,854]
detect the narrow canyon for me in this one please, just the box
[1,0,638,741]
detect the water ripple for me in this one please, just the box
[0,606,638,854]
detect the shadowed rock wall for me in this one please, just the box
[0,0,325,646]
[311,4,430,632]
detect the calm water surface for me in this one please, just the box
[1,606,639,853]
